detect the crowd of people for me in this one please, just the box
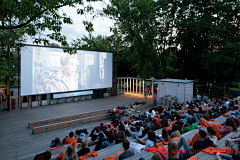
[34,96,240,160]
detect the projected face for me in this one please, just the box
[63,57,79,76]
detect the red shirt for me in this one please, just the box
[116,109,121,116]
[64,136,76,145]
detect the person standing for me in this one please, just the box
[152,92,158,107]
[144,87,148,99]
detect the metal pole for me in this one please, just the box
[130,78,131,93]
[224,84,225,98]
[152,80,154,97]
[133,79,135,94]
[7,43,11,111]
[121,78,122,94]
[140,79,141,95]
[124,78,125,93]
[117,78,119,95]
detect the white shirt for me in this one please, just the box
[145,140,155,150]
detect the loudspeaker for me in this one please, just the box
[11,91,13,96]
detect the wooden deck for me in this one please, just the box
[0,94,151,160]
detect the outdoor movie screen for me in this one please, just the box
[21,45,113,96]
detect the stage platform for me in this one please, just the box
[0,94,152,160]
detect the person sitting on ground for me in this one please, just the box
[175,115,184,133]
[177,129,218,154]
[136,130,157,149]
[116,140,134,160]
[207,127,218,143]
[34,150,52,160]
[64,146,78,160]
[220,118,237,137]
[191,117,198,126]
[94,133,107,151]
[233,118,240,127]
[115,106,122,120]
[99,123,107,130]
[163,111,169,119]
[102,134,115,149]
[161,118,169,128]
[160,128,170,142]
[212,108,220,118]
[85,134,98,146]
[216,138,240,160]
[76,141,90,157]
[118,124,125,132]
[126,125,142,138]
[181,119,199,133]
[167,141,182,160]
[64,131,76,145]
[112,128,119,140]
[51,137,62,148]
[150,119,161,131]
[115,131,126,144]
[75,130,80,140]
[202,114,209,121]
[170,123,181,139]
[168,116,175,126]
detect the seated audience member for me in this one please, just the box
[115,131,126,144]
[220,118,237,137]
[233,118,240,127]
[102,134,115,149]
[34,150,52,160]
[212,108,220,118]
[175,115,184,132]
[207,127,218,143]
[168,116,175,126]
[216,138,240,160]
[219,108,225,115]
[136,130,157,150]
[99,123,107,130]
[116,140,134,160]
[77,141,90,157]
[161,118,169,128]
[85,134,98,146]
[51,137,61,148]
[181,119,199,133]
[118,124,125,132]
[75,130,80,139]
[94,133,107,151]
[150,119,161,131]
[64,146,78,160]
[207,110,213,119]
[64,131,76,145]
[163,111,169,119]
[112,128,119,140]
[168,141,182,160]
[191,117,198,126]
[126,125,142,138]
[115,106,122,120]
[160,128,170,142]
[170,123,181,138]
[177,130,217,153]
[202,114,209,121]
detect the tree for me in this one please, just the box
[102,0,176,79]
[171,0,240,85]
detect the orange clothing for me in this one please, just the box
[201,146,230,154]
[146,143,167,154]
[64,137,76,145]
[103,151,124,160]
[106,124,114,128]
[165,125,172,130]
[187,156,198,160]
[198,118,223,139]
[50,145,64,150]
[160,136,181,145]
[222,113,230,117]
[56,151,65,160]
[193,109,198,113]
[71,140,77,148]
[188,132,199,146]
[78,151,98,160]
[209,119,215,121]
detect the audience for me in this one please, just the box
[116,140,134,160]
[76,141,90,157]
[64,132,76,145]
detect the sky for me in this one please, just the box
[27,0,114,44]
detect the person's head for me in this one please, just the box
[202,114,209,121]
[208,110,212,115]
[233,118,240,127]
[75,129,79,135]
[220,108,224,114]
[98,133,104,139]
[222,106,227,112]
[43,151,52,160]
[100,123,104,127]
[83,129,87,134]
[118,124,125,131]
[107,134,114,143]
[187,119,192,126]
[148,130,157,144]
[66,146,76,158]
[207,127,216,136]
[164,111,167,115]
[108,124,111,129]
[119,131,126,141]
[191,117,196,124]
[54,137,61,146]
[170,116,174,121]
[82,141,87,148]
[122,140,130,151]
[226,118,237,131]
[135,125,140,132]
[150,154,162,160]
[176,115,181,121]
[69,131,74,138]
[91,134,98,141]
[211,108,217,113]
[162,128,169,142]
[162,118,168,127]
[61,54,79,76]
[172,123,179,132]
[187,110,192,115]
[168,141,179,159]
[198,129,207,139]
[77,138,82,144]
[113,128,117,133]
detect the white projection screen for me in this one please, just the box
[21,45,113,96]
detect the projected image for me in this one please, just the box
[21,46,112,95]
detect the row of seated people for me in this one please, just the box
[35,103,240,160]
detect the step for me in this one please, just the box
[32,113,111,134]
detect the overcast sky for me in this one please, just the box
[27,0,113,44]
